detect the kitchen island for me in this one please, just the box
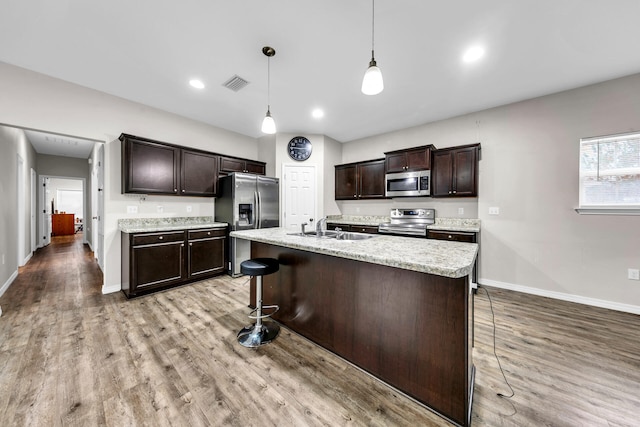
[231,228,477,427]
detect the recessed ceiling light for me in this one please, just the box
[189,79,205,89]
[312,108,324,119]
[462,46,485,63]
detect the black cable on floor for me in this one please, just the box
[480,286,515,399]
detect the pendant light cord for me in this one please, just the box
[267,56,271,111]
[371,0,375,58]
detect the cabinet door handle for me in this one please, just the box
[448,235,453,239]
[189,242,193,246]
[158,236,164,240]
[453,190,457,194]
[207,232,211,235]
[449,191,452,194]
[182,189,185,193]
[174,188,178,192]
[353,194,357,198]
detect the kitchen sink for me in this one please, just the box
[287,230,376,240]
[287,230,338,238]
[334,232,377,241]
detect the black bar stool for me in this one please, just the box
[237,258,280,348]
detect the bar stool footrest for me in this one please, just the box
[248,304,279,320]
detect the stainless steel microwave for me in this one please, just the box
[385,170,430,197]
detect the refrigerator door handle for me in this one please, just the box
[257,190,263,228]
[254,190,260,229]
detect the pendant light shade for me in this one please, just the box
[261,108,276,134]
[362,55,384,95]
[261,46,276,134]
[362,0,383,95]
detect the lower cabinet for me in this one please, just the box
[122,227,227,298]
[427,230,478,282]
[327,223,379,234]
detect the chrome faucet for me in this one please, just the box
[316,216,327,234]
[300,222,308,234]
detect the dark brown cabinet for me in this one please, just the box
[187,228,226,278]
[328,223,379,234]
[335,159,386,200]
[431,144,480,197]
[384,145,433,173]
[121,134,219,197]
[121,227,227,298]
[122,136,179,195]
[181,150,219,196]
[427,229,478,282]
[219,156,266,176]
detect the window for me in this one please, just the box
[578,131,640,214]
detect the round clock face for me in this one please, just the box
[287,136,312,161]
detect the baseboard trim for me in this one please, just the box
[0,270,18,298]
[102,283,121,295]
[478,278,640,315]
[21,252,33,266]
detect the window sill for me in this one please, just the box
[575,207,640,216]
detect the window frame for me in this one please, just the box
[576,131,640,215]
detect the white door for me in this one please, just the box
[30,168,37,253]
[282,165,316,232]
[96,144,105,271]
[41,176,51,247]
[17,155,25,265]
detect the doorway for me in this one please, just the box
[41,176,86,243]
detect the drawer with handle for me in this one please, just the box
[427,230,476,243]
[132,231,185,246]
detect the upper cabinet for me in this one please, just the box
[122,135,180,195]
[219,156,266,176]
[335,159,386,200]
[181,149,219,196]
[384,145,434,173]
[431,144,480,197]
[121,134,218,197]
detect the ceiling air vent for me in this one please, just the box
[222,75,249,92]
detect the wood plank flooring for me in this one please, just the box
[1,234,639,426]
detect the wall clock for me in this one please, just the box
[287,136,312,161]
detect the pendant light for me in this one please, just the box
[361,0,383,95]
[261,46,277,134]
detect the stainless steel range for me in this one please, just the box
[378,208,435,237]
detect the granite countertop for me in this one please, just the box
[119,216,228,233]
[231,228,478,279]
[427,218,481,233]
[327,215,481,233]
[326,215,389,227]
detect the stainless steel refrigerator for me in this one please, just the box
[215,172,280,276]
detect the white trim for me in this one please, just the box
[22,251,33,266]
[102,283,121,294]
[0,270,18,298]
[575,207,640,215]
[478,278,640,315]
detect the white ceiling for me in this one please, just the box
[24,129,97,159]
[2,0,640,144]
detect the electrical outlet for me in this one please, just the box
[127,205,138,214]
[489,207,500,215]
[458,207,464,215]
[628,269,640,280]
[186,205,192,213]
[157,205,164,213]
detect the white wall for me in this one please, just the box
[0,125,37,296]
[343,73,640,312]
[0,62,259,294]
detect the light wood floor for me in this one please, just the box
[1,234,639,426]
